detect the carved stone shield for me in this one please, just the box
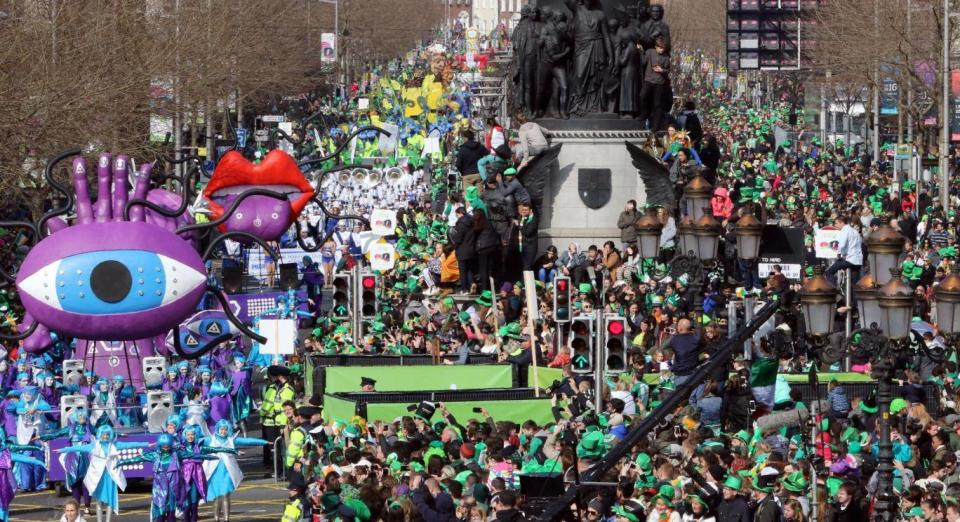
[578,168,612,210]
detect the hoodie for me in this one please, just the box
[711,187,734,220]
[455,140,487,175]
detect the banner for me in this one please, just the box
[368,242,396,271]
[757,225,804,280]
[951,70,960,141]
[880,65,899,115]
[369,209,397,236]
[258,319,298,356]
[321,33,337,63]
[814,227,841,259]
[247,246,312,281]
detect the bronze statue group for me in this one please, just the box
[511,0,673,127]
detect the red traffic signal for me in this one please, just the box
[556,279,568,292]
[607,320,624,336]
[361,276,376,289]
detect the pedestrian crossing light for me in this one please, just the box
[570,316,594,374]
[604,316,627,373]
[332,274,352,319]
[360,274,378,319]
[553,277,571,323]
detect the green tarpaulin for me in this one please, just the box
[324,365,514,393]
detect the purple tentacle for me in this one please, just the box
[71,158,94,225]
[112,155,129,222]
[129,163,153,222]
[95,153,113,223]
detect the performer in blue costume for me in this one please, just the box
[228,355,252,436]
[202,419,267,522]
[57,424,150,522]
[0,427,45,522]
[42,409,93,512]
[14,385,49,491]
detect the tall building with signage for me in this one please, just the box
[726,0,822,71]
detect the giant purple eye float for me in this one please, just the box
[15,154,206,341]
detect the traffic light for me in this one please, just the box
[331,274,352,319]
[360,273,378,319]
[553,277,571,323]
[604,316,628,373]
[570,316,594,374]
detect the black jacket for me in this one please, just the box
[720,386,752,433]
[450,214,477,261]
[518,214,538,250]
[412,488,457,522]
[716,496,750,522]
[494,508,525,521]
[456,141,487,175]
[476,219,501,251]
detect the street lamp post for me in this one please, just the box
[800,263,915,522]
[634,207,664,260]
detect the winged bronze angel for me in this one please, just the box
[625,141,675,210]
[516,144,563,220]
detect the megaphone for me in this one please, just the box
[352,168,367,185]
[365,169,383,188]
[386,167,404,181]
[338,170,352,186]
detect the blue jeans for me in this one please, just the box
[738,259,760,290]
[538,268,556,283]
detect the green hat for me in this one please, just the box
[475,290,493,307]
[733,430,750,444]
[610,505,640,522]
[687,495,709,509]
[781,471,808,493]
[320,492,342,513]
[722,475,742,491]
[312,328,324,337]
[442,296,455,307]
[578,283,593,294]
[654,484,675,508]
[840,426,858,443]
[499,322,522,339]
[751,476,773,494]
[457,311,471,323]
[576,430,606,459]
[634,452,652,472]
[890,398,908,415]
[906,507,925,518]
[503,167,517,177]
[848,441,862,455]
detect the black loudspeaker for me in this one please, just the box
[279,263,300,290]
[519,474,564,497]
[222,265,242,293]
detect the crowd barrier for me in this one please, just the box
[323,388,555,425]
[305,355,507,397]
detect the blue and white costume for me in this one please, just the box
[202,419,267,521]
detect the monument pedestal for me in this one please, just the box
[537,117,650,252]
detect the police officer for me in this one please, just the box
[260,365,295,471]
[280,474,307,522]
[285,406,319,478]
[360,376,377,392]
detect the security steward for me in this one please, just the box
[281,474,308,522]
[260,365,295,471]
[285,406,320,478]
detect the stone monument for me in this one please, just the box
[518,0,671,251]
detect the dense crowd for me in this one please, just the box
[7,13,960,522]
[214,25,960,522]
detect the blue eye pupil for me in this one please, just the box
[90,260,132,303]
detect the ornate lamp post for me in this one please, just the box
[681,174,713,221]
[935,266,960,338]
[693,211,722,262]
[865,218,906,287]
[677,215,697,257]
[804,268,914,522]
[799,266,838,337]
[734,213,763,261]
[634,207,664,260]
